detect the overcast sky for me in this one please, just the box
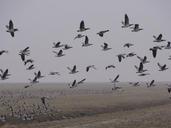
[0,0,171,83]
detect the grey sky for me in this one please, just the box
[0,0,171,83]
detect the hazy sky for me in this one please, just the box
[0,0,171,83]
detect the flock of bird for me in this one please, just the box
[1,13,171,122]
[1,14,171,92]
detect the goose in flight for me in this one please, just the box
[34,71,44,79]
[63,44,72,50]
[49,72,60,75]
[52,42,64,48]
[123,43,134,48]
[137,56,150,64]
[97,30,109,37]
[101,43,112,51]
[77,20,90,32]
[138,73,150,76]
[24,59,34,65]
[53,50,65,57]
[131,24,143,32]
[165,42,171,49]
[153,34,166,42]
[129,82,140,87]
[68,78,86,88]
[67,65,78,74]
[126,52,136,57]
[109,74,120,84]
[6,20,18,37]
[121,14,133,28]
[117,54,126,62]
[168,87,171,93]
[28,76,39,84]
[26,64,35,70]
[105,65,115,70]
[135,62,148,73]
[0,50,8,56]
[86,65,96,72]
[157,63,168,71]
[146,80,155,88]
[0,69,11,80]
[74,34,85,40]
[19,52,26,62]
[149,47,161,58]
[82,36,93,47]
[19,47,30,56]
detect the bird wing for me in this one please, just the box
[85,36,89,44]
[125,14,129,24]
[114,75,119,81]
[157,63,162,68]
[157,34,162,40]
[77,78,86,85]
[80,20,85,29]
[9,20,13,29]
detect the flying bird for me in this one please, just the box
[0,69,11,80]
[68,78,86,88]
[135,62,148,73]
[67,65,78,74]
[97,30,109,37]
[153,34,166,42]
[52,42,64,48]
[101,43,112,51]
[126,52,136,57]
[77,20,90,32]
[26,64,35,70]
[53,50,65,57]
[165,42,171,49]
[34,71,44,79]
[131,24,143,32]
[82,36,93,47]
[24,59,34,65]
[157,63,168,71]
[149,47,161,58]
[105,65,115,70]
[146,80,155,88]
[109,74,120,84]
[6,20,18,37]
[49,72,60,76]
[123,43,134,48]
[137,56,150,64]
[0,50,8,56]
[86,65,96,72]
[117,54,126,62]
[63,44,72,50]
[121,14,133,28]
[74,34,85,40]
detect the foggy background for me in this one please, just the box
[0,0,171,83]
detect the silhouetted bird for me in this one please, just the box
[6,20,18,37]
[121,14,133,28]
[49,72,60,75]
[149,47,161,58]
[105,65,115,70]
[135,62,147,73]
[101,43,112,51]
[131,24,143,32]
[153,34,166,42]
[109,74,120,84]
[0,50,8,56]
[26,64,35,70]
[0,69,10,80]
[165,42,171,49]
[77,20,90,32]
[74,34,85,40]
[123,43,134,48]
[82,36,93,47]
[157,63,168,71]
[146,80,155,88]
[126,52,136,57]
[68,78,86,88]
[67,65,78,74]
[24,59,34,65]
[117,54,126,62]
[97,30,109,37]
[86,65,96,72]
[53,50,65,57]
[137,56,150,64]
[52,42,64,48]
[63,44,72,50]
[34,71,44,79]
